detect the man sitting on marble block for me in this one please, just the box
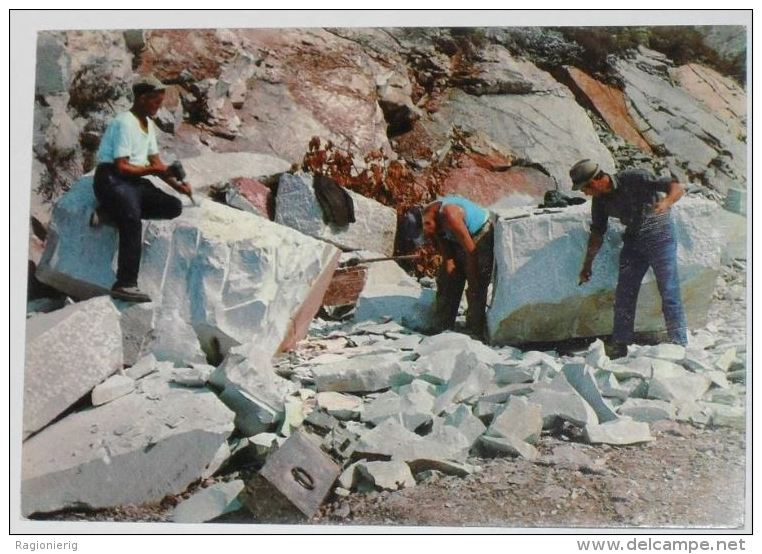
[571,159,688,359]
[92,74,193,303]
[401,195,496,340]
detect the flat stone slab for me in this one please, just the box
[493,362,538,385]
[487,199,722,344]
[412,349,465,385]
[479,435,538,460]
[223,177,272,219]
[704,403,745,429]
[648,371,712,404]
[617,398,677,422]
[714,348,738,372]
[316,391,363,420]
[312,353,404,393]
[361,390,403,426]
[607,358,653,380]
[24,296,123,438]
[172,480,244,523]
[406,458,479,478]
[479,383,535,404]
[124,353,167,381]
[527,374,598,428]
[353,284,436,333]
[91,374,135,406]
[355,418,468,463]
[638,344,687,362]
[584,418,653,445]
[37,175,340,363]
[275,172,397,256]
[21,369,235,516]
[356,461,416,491]
[415,332,504,365]
[486,396,543,444]
[171,365,213,387]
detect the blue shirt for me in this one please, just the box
[96,111,159,166]
[439,195,490,240]
[590,170,674,235]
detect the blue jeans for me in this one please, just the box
[612,213,688,346]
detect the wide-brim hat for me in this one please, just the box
[570,159,600,191]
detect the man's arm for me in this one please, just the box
[440,205,480,296]
[579,231,603,285]
[653,181,684,214]
[114,156,166,179]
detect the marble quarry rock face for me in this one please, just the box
[488,198,723,345]
[615,53,746,194]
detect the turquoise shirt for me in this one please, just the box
[439,196,490,239]
[96,111,159,166]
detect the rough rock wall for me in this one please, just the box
[29,27,747,263]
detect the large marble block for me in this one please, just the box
[487,198,723,345]
[36,175,340,362]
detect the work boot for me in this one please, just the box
[604,341,629,360]
[109,283,151,303]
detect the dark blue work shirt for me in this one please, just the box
[590,169,674,235]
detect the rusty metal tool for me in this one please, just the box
[339,253,421,268]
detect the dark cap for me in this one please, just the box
[132,74,166,97]
[398,206,424,250]
[569,159,600,191]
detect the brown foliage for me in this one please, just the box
[300,136,458,276]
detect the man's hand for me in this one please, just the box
[653,197,672,215]
[578,264,592,285]
[149,159,169,177]
[579,232,603,285]
[173,181,193,198]
[653,181,684,215]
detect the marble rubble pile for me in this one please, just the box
[246,311,745,502]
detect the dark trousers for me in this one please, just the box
[612,213,688,346]
[434,219,495,339]
[93,164,182,287]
